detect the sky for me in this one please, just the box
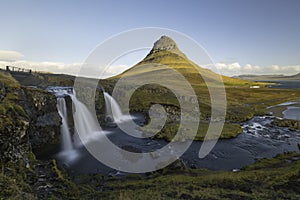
[0,0,300,76]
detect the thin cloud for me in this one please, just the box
[1,59,299,78]
[212,63,300,76]
[0,50,24,61]
[0,60,129,78]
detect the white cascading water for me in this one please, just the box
[51,87,109,163]
[57,97,73,151]
[104,92,124,122]
[69,93,104,146]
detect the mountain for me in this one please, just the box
[290,72,300,79]
[105,35,260,118]
[235,73,300,81]
[110,35,250,87]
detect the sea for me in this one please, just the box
[267,80,300,89]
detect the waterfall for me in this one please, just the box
[104,92,124,122]
[70,93,104,146]
[57,97,73,151]
[50,87,109,163]
[51,87,105,148]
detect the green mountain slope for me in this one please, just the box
[111,35,251,86]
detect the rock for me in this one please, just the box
[21,88,61,155]
[167,159,187,171]
[292,156,300,161]
[232,168,240,172]
[120,145,142,163]
[36,112,60,127]
[0,80,61,161]
[190,164,197,169]
[151,35,187,59]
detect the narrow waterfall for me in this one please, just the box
[69,94,104,146]
[57,97,73,151]
[103,92,124,122]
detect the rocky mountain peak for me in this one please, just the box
[153,36,178,51]
[150,35,186,58]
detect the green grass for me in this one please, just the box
[0,173,35,199]
[146,122,242,142]
[0,71,20,88]
[1,151,299,199]
[95,152,300,199]
[0,71,29,133]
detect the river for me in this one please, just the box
[55,114,300,176]
[267,80,300,89]
[50,83,300,176]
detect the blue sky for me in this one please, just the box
[0,0,300,76]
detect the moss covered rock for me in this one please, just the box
[272,118,300,130]
[0,71,61,161]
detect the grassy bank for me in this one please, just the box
[77,152,300,199]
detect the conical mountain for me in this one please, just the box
[105,35,250,117]
[110,35,248,87]
[102,36,291,142]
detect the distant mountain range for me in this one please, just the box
[234,73,300,81]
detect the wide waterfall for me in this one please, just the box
[50,88,130,152]
[103,92,125,123]
[69,93,104,146]
[57,97,73,151]
[49,87,137,164]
